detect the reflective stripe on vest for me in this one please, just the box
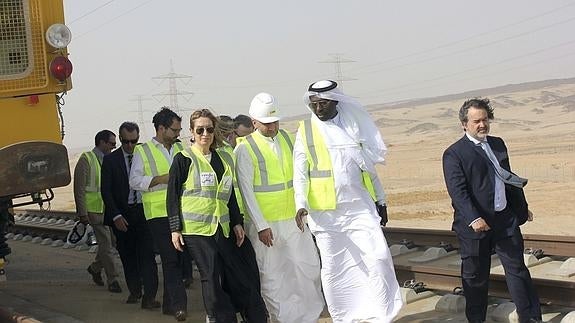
[82,151,104,213]
[135,141,184,220]
[217,144,247,215]
[241,129,296,221]
[180,146,233,237]
[299,120,376,211]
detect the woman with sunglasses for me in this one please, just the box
[166,109,267,323]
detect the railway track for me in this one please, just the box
[383,227,575,308]
[7,209,76,245]
[7,210,575,309]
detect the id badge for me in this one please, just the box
[200,172,216,187]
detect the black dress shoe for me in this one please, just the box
[108,281,122,293]
[87,266,104,286]
[141,299,161,310]
[126,293,142,304]
[174,310,186,321]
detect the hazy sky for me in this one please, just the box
[62,0,575,148]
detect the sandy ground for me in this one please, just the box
[34,83,575,236]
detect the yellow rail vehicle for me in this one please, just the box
[0,0,73,207]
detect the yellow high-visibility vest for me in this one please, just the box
[180,146,233,237]
[236,130,295,222]
[134,141,184,220]
[217,143,246,215]
[298,119,376,210]
[81,151,104,213]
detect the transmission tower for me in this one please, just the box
[152,59,194,114]
[319,53,356,90]
[129,95,152,138]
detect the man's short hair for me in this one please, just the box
[233,114,252,129]
[219,115,234,135]
[152,107,182,130]
[459,98,495,123]
[119,122,139,134]
[95,130,115,146]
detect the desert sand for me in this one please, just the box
[35,79,575,236]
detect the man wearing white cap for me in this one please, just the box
[235,93,324,323]
[294,80,403,323]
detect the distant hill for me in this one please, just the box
[366,77,575,111]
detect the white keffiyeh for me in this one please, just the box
[303,81,387,164]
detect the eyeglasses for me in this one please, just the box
[120,139,138,145]
[308,100,332,109]
[195,127,215,135]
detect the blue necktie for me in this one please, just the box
[128,154,137,204]
[480,142,527,188]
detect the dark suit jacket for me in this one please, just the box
[442,135,529,239]
[101,148,132,227]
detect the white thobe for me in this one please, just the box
[235,130,325,323]
[293,115,403,323]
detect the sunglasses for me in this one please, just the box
[120,139,138,144]
[308,100,332,109]
[195,127,215,135]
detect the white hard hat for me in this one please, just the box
[249,92,281,123]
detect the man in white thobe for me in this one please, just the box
[294,80,403,323]
[235,93,324,323]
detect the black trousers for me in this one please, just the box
[147,217,187,312]
[112,204,158,299]
[184,226,267,323]
[458,217,541,323]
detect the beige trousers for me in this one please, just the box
[87,213,118,284]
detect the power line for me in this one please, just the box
[152,60,194,115]
[319,53,356,90]
[129,95,153,138]
[74,0,156,40]
[138,6,575,93]
[186,4,575,91]
[357,41,575,100]
[353,15,575,77]
[68,1,115,25]
[348,1,575,74]
[372,51,575,103]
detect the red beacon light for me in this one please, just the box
[49,56,73,82]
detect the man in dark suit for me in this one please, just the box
[442,98,541,323]
[101,122,160,308]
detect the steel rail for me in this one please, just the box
[383,227,575,257]
[394,263,575,307]
[385,227,575,308]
